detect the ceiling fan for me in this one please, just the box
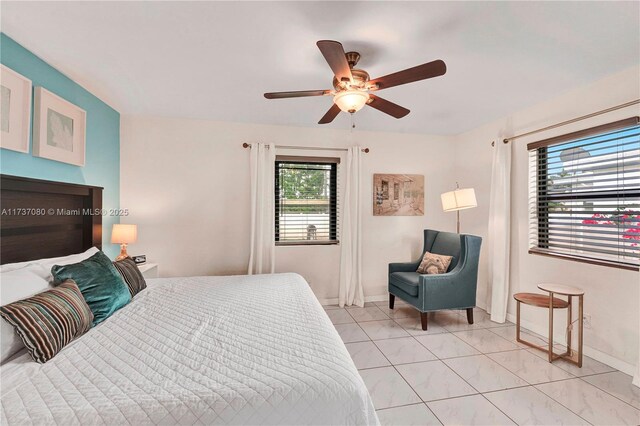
[264,40,447,124]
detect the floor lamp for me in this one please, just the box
[441,185,477,233]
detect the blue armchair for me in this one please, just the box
[388,229,482,330]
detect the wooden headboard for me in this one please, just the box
[1,174,103,265]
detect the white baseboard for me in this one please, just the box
[320,293,634,376]
[505,312,636,376]
[318,294,388,306]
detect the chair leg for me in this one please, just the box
[466,308,474,324]
[389,294,395,310]
[420,312,428,330]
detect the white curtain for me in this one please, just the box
[339,146,364,307]
[247,143,275,275]
[486,140,512,323]
[634,271,640,388]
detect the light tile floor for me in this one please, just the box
[324,299,640,426]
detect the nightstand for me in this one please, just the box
[137,263,158,279]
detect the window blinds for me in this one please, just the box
[275,160,338,244]
[528,117,640,269]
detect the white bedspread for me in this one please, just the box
[1,273,378,425]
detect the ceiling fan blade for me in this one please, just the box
[264,90,330,99]
[318,104,341,124]
[367,94,410,118]
[369,60,446,91]
[317,40,353,82]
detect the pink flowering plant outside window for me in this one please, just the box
[581,210,640,247]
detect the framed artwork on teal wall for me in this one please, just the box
[1,33,120,256]
[33,87,86,166]
[0,64,31,153]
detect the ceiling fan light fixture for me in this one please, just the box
[333,90,369,113]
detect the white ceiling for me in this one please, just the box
[2,1,638,135]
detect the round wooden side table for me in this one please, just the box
[513,292,568,356]
[538,283,584,367]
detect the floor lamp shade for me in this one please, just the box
[441,188,477,233]
[441,188,477,212]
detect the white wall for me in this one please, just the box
[120,118,456,302]
[454,65,640,373]
[121,65,639,373]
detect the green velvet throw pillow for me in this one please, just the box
[51,251,131,326]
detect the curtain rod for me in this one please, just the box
[501,99,640,144]
[242,143,369,153]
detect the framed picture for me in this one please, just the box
[373,174,424,216]
[33,87,86,166]
[0,65,32,153]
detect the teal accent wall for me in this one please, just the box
[0,33,120,258]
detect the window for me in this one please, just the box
[275,157,338,245]
[381,180,389,200]
[528,117,640,270]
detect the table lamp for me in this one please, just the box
[111,224,137,261]
[441,184,477,233]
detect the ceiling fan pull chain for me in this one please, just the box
[350,112,356,130]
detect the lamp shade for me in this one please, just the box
[111,224,137,244]
[441,188,477,212]
[333,90,369,113]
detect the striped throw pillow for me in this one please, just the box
[113,257,147,297]
[0,280,93,363]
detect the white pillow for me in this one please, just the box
[0,265,51,363]
[0,247,100,280]
[0,247,100,363]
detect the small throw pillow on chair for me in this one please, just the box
[416,252,453,274]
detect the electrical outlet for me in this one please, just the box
[583,313,592,329]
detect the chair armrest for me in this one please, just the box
[389,260,421,274]
[418,268,462,290]
[418,263,476,310]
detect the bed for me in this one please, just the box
[0,175,378,425]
